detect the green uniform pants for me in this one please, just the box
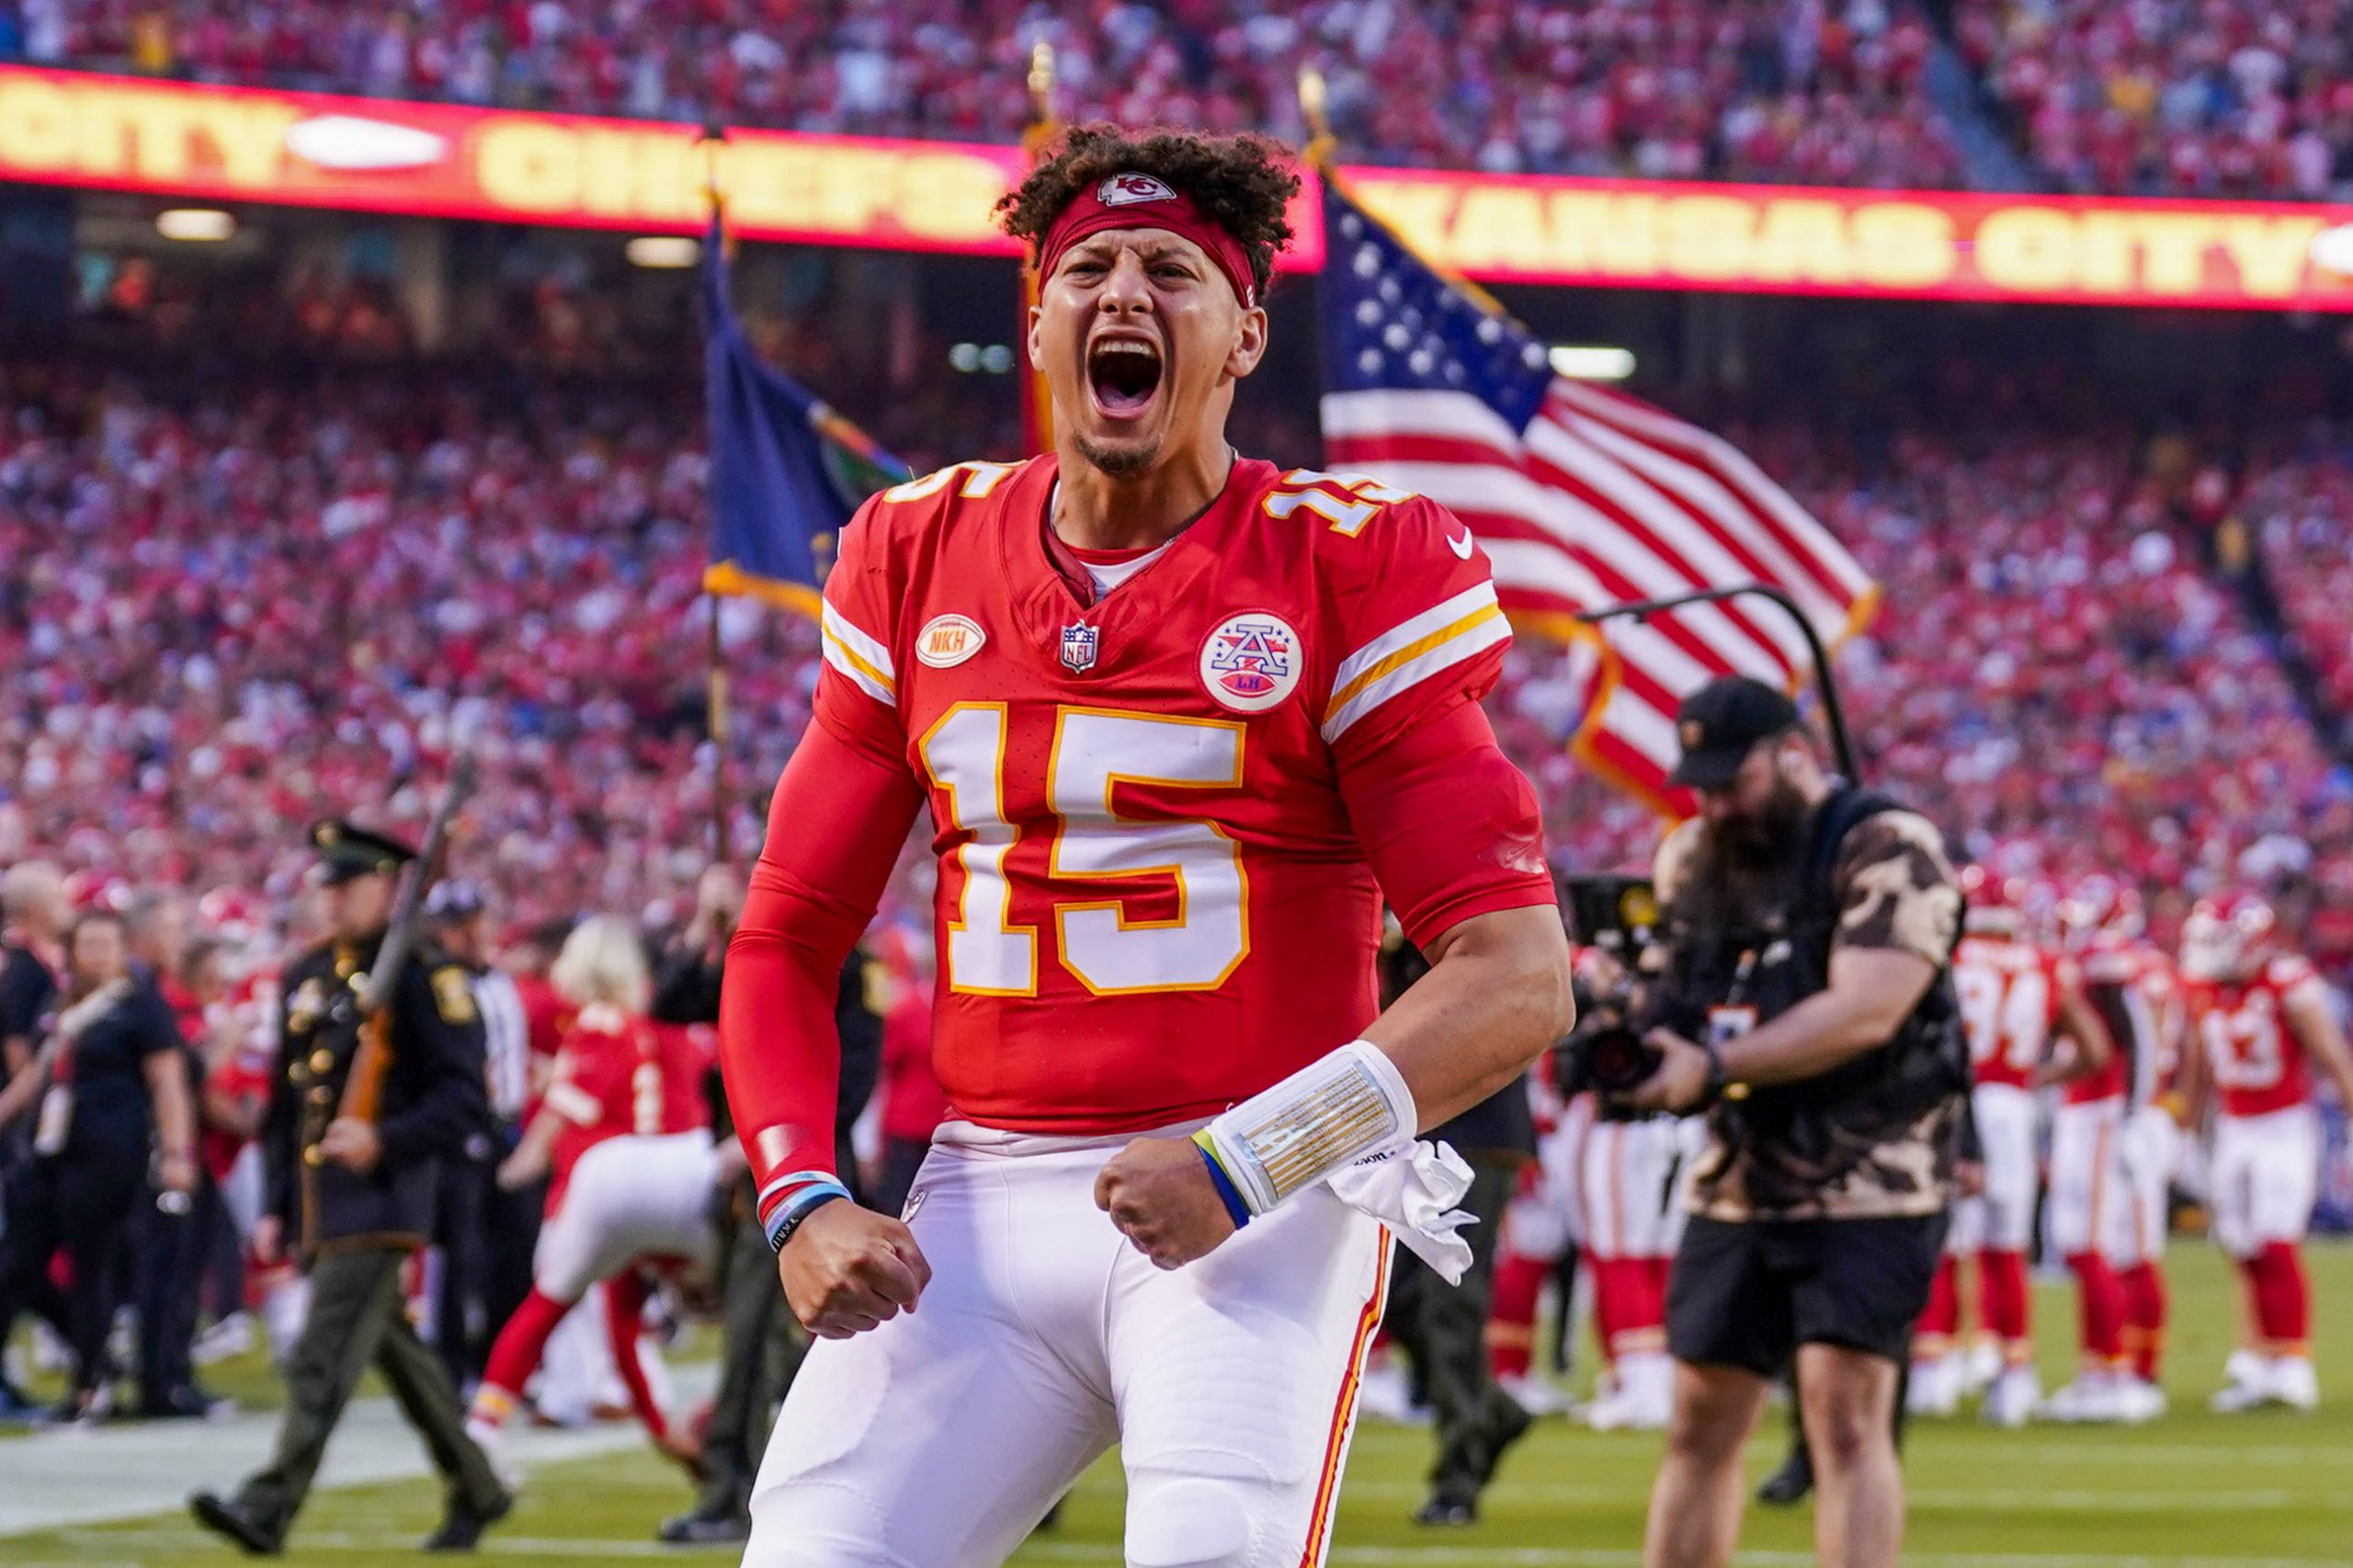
[1386,1160,1524,1504]
[688,1206,807,1516]
[233,1246,506,1538]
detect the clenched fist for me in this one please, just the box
[778,1200,931,1339]
[1095,1135,1239,1269]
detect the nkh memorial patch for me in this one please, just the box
[1199,612,1301,713]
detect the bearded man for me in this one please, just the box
[1619,675,1968,1568]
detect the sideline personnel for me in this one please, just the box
[1624,677,1965,1568]
[190,823,510,1556]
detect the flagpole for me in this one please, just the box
[1018,42,1059,457]
[1578,585,1862,782]
[700,123,733,867]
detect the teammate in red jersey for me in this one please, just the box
[1918,869,2103,1425]
[721,127,1573,1563]
[466,917,723,1470]
[2180,892,2353,1412]
[2040,878,2187,1424]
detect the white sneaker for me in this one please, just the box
[2270,1357,2319,1412]
[1500,1373,1577,1418]
[1981,1365,2040,1428]
[1356,1360,1429,1426]
[2114,1377,2167,1424]
[193,1312,256,1367]
[1586,1353,1671,1431]
[2211,1362,2274,1414]
[1961,1341,2004,1397]
[2037,1377,2128,1423]
[1905,1356,1961,1417]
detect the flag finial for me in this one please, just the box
[1299,66,1334,169]
[1029,41,1057,126]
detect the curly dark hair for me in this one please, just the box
[994,124,1302,301]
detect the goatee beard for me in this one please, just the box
[1074,433,1160,478]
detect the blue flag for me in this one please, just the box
[702,225,910,614]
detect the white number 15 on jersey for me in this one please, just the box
[919,704,1249,996]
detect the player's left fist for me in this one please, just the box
[1095,1136,1238,1270]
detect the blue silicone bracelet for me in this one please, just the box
[1194,1139,1254,1230]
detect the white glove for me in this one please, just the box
[1324,1135,1478,1284]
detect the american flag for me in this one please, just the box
[1315,184,1876,809]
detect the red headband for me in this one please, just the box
[1037,172,1259,309]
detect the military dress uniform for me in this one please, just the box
[191,824,510,1556]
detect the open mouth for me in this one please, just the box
[1086,335,1164,418]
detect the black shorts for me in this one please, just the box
[1666,1211,1947,1378]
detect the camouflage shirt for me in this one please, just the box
[1654,804,1963,1223]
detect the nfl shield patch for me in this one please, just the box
[1060,621,1100,675]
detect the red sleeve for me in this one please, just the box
[1340,697,1555,950]
[811,494,907,768]
[1319,491,1512,766]
[721,714,924,1242]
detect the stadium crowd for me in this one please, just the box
[1956,0,2353,199]
[28,0,2353,199]
[8,300,2353,970]
[17,0,1968,189]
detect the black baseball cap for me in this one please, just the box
[308,821,416,886]
[1666,676,1802,790]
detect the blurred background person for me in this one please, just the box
[0,909,198,1422]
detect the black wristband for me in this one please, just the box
[767,1189,848,1255]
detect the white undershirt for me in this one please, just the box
[1081,540,1174,595]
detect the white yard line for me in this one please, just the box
[0,1367,712,1541]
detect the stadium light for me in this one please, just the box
[949,342,983,372]
[155,209,236,242]
[1549,345,1636,381]
[2309,223,2353,278]
[625,235,701,268]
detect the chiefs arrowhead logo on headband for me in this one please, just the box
[1040,171,1258,309]
[1098,173,1178,207]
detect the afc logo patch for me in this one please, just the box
[1061,621,1100,675]
[1199,611,1301,713]
[1098,172,1177,207]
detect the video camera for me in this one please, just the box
[1557,875,1669,1096]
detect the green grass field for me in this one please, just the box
[7,1241,2347,1566]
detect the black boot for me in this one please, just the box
[422,1488,513,1552]
[656,1495,750,1545]
[1755,1442,1814,1506]
[188,1492,284,1556]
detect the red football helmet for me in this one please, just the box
[2059,874,2144,948]
[2178,892,2277,983]
[1960,865,2022,937]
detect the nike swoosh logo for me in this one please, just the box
[1447,528,1474,560]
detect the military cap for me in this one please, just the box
[308,820,417,886]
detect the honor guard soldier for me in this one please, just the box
[190,822,512,1556]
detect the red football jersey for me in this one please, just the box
[1951,935,2062,1091]
[540,1004,710,1207]
[2070,933,2171,1106]
[2189,954,2325,1119]
[802,455,1552,1136]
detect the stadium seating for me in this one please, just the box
[1954,0,2353,199]
[8,290,2346,973]
[31,0,1965,190]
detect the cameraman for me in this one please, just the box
[1623,677,1964,1568]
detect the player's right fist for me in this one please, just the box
[778,1200,932,1339]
